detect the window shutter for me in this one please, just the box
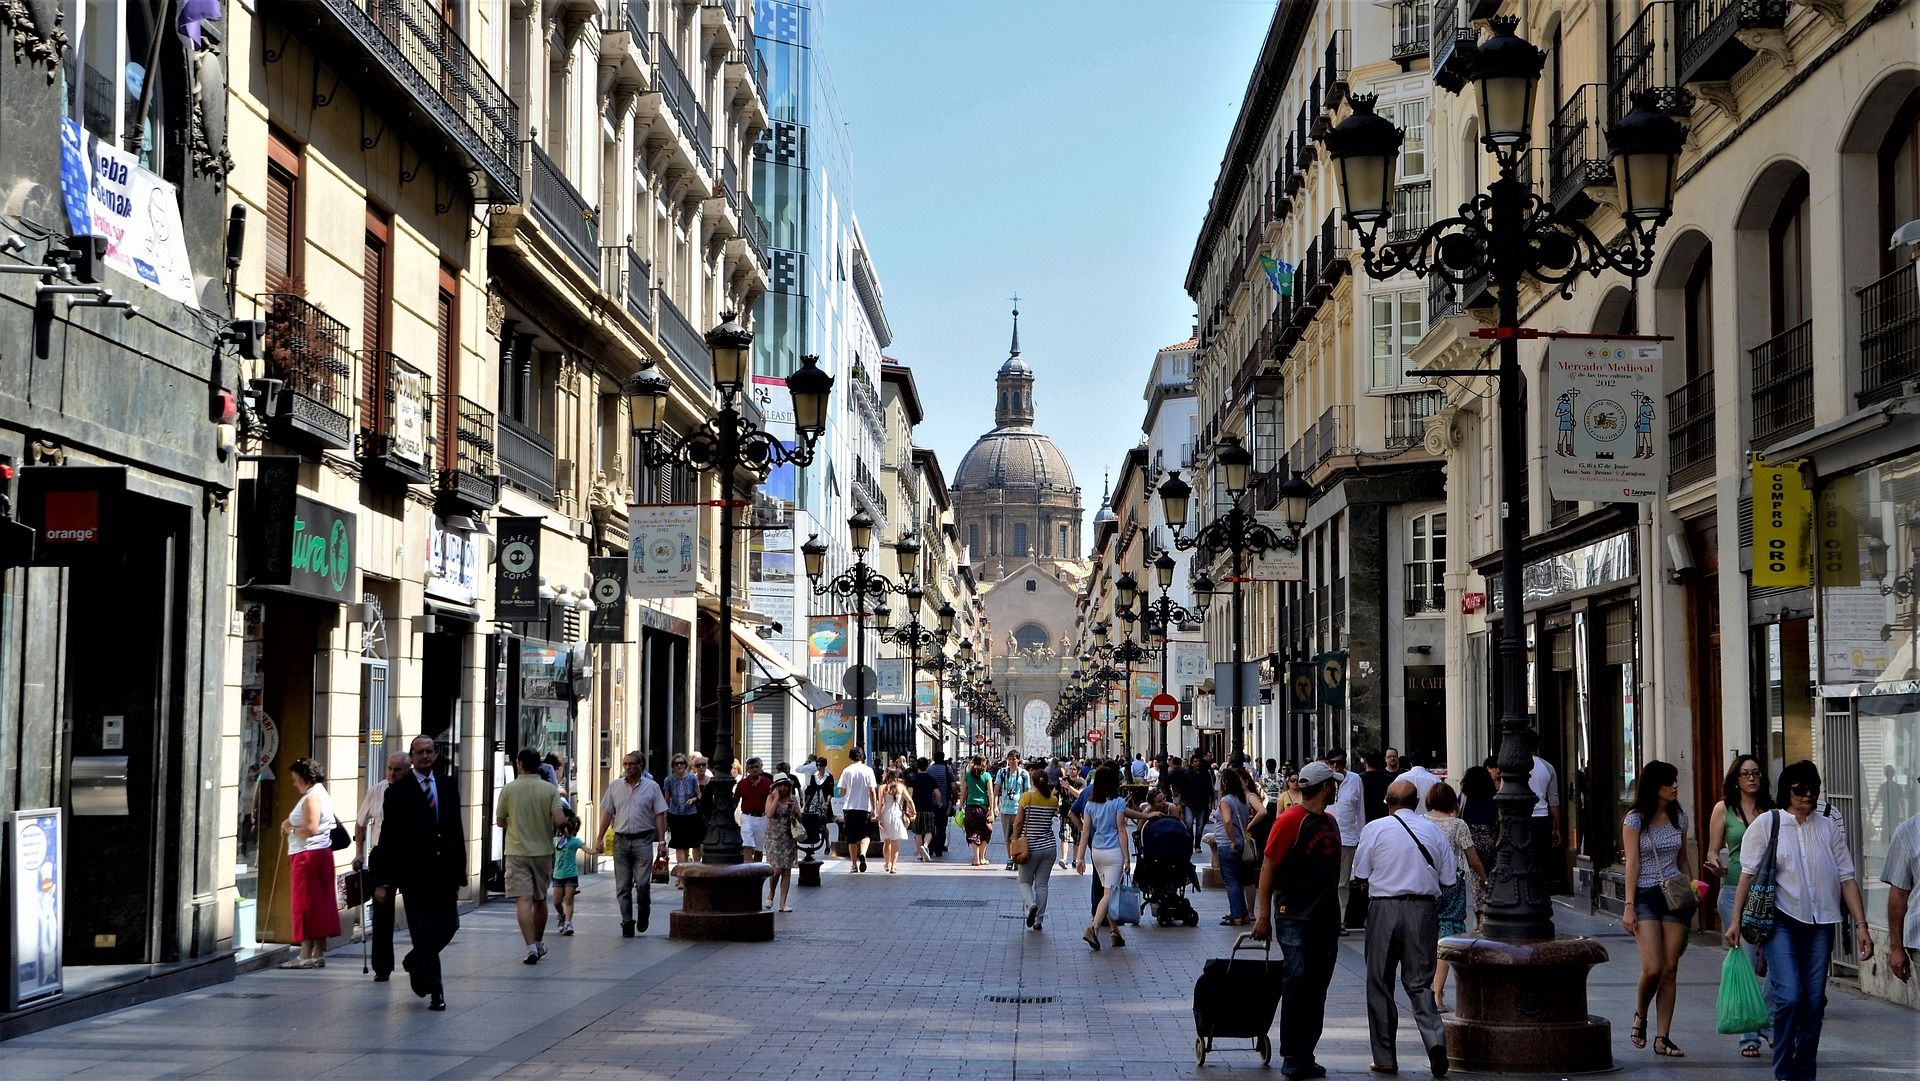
[265,165,294,292]
[362,235,385,432]
[437,269,458,471]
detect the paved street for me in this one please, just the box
[2,837,1916,1080]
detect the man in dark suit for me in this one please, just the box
[371,734,467,1012]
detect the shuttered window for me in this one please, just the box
[362,206,391,432]
[264,132,299,292]
[436,266,458,471]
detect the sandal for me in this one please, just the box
[1740,1045,1762,1058]
[779,906,793,913]
[1110,929,1126,948]
[1652,1036,1684,1058]
[1082,927,1101,952]
[1630,1014,1646,1049]
[276,958,315,970]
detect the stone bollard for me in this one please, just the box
[670,862,776,942]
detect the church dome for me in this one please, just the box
[954,427,1076,491]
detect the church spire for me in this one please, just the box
[995,298,1035,427]
[1010,301,1020,357]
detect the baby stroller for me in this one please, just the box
[1135,815,1200,927]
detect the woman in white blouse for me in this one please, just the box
[1725,760,1873,1081]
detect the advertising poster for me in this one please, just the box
[1751,453,1812,588]
[1170,640,1209,686]
[750,526,794,585]
[494,516,542,621]
[628,504,699,598]
[59,118,197,307]
[808,615,849,659]
[588,556,628,643]
[875,658,908,703]
[1131,672,1161,704]
[8,809,62,1009]
[816,715,855,778]
[1544,338,1664,502]
[914,679,938,712]
[1249,514,1305,580]
[750,585,795,633]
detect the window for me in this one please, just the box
[1684,248,1714,380]
[436,267,459,472]
[1370,288,1427,388]
[1880,97,1918,274]
[1026,578,1037,593]
[1769,176,1810,333]
[1013,521,1029,557]
[64,0,174,173]
[264,132,301,292]
[1013,623,1050,651]
[968,523,980,561]
[362,205,392,431]
[1406,512,1447,616]
[1384,99,1428,179]
[1058,524,1069,556]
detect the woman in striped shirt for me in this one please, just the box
[1013,766,1060,932]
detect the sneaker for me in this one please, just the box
[534,942,548,959]
[561,922,575,936]
[1026,904,1038,928]
[523,948,540,965]
[1004,861,1015,871]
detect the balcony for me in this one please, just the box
[738,195,769,271]
[1285,134,1305,196]
[1388,180,1434,245]
[599,0,652,87]
[601,244,653,330]
[528,141,599,276]
[1427,272,1458,330]
[1667,369,1716,488]
[1393,0,1432,65]
[727,25,768,113]
[701,0,741,50]
[259,293,354,451]
[275,0,518,203]
[1549,84,1613,217]
[1320,209,1350,283]
[1303,405,1351,471]
[358,351,434,485]
[1296,106,1318,168]
[1324,30,1352,108]
[1858,266,1919,407]
[1749,320,1813,447]
[1405,564,1446,616]
[1609,1,1694,124]
[1385,390,1444,449]
[1432,0,1479,93]
[1676,0,1789,87]
[656,291,714,394]
[654,35,714,176]
[498,415,556,503]
[436,396,498,513]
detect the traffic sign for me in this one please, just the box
[1148,693,1179,723]
[1087,728,1104,744]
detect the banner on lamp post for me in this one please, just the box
[588,556,627,643]
[1543,338,1664,503]
[493,516,542,622]
[627,504,699,599]
[1249,513,1304,580]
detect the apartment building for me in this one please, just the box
[1185,0,1449,770]
[1140,337,1209,755]
[1404,0,1916,1004]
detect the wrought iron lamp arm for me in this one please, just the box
[634,396,820,476]
[1171,504,1293,558]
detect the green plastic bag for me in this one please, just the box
[1716,947,1769,1034]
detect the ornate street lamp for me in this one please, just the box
[1133,550,1199,758]
[806,518,911,730]
[1321,17,1683,1069]
[880,579,949,737]
[626,321,833,865]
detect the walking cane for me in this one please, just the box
[358,857,369,975]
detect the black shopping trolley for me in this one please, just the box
[1191,933,1284,1067]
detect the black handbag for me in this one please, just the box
[329,822,352,851]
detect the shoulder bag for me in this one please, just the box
[1654,811,1697,912]
[1739,811,1782,945]
[329,821,353,851]
[1009,835,1031,865]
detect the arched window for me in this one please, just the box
[1881,96,1919,273]
[1013,623,1050,651]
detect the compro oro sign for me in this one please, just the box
[1544,338,1664,503]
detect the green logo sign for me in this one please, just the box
[290,514,353,594]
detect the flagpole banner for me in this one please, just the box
[1250,513,1304,580]
[1544,338,1664,502]
[875,658,908,703]
[1751,454,1812,588]
[627,504,699,598]
[1170,641,1208,686]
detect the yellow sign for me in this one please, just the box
[1751,454,1812,588]
[1815,474,1859,587]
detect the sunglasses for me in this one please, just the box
[1790,784,1820,797]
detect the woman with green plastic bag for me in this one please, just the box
[1717,944,1770,1035]
[1706,754,1773,1056]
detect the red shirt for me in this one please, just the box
[737,773,774,815]
[1263,805,1342,925]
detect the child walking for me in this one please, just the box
[552,813,585,936]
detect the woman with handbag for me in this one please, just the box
[1012,766,1059,931]
[1622,760,1694,1057]
[963,756,996,867]
[663,756,705,887]
[1215,769,1253,926]
[1725,760,1873,1081]
[1073,764,1131,951]
[1705,753,1774,1057]
[278,757,342,969]
[763,779,801,912]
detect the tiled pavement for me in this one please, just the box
[2,836,1916,1079]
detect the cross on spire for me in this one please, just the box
[1009,294,1021,356]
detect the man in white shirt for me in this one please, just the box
[1352,781,1457,1077]
[591,751,669,937]
[1326,749,1365,934]
[1882,808,1920,983]
[1403,762,1442,812]
[354,752,409,981]
[1525,730,1563,889]
[838,747,879,873]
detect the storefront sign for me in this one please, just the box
[1404,665,1445,701]
[494,516,542,621]
[1815,474,1860,588]
[1490,531,1635,612]
[17,466,124,565]
[1543,339,1664,502]
[627,504,698,598]
[588,556,627,643]
[1751,454,1812,588]
[7,808,62,1009]
[240,465,357,602]
[1461,591,1486,614]
[1249,513,1305,581]
[425,518,479,605]
[59,119,197,307]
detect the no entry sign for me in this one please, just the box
[1087,729,1104,743]
[1148,693,1179,723]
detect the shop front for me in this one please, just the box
[1484,514,1641,905]
[1814,446,1920,1005]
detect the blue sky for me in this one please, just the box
[818,0,1274,531]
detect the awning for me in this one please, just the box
[733,629,838,713]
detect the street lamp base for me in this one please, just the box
[1438,934,1612,1073]
[796,858,822,888]
[668,861,776,942]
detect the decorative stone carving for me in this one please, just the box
[1735,27,1793,72]
[4,0,68,82]
[188,41,235,186]
[1691,81,1741,124]
[485,283,506,337]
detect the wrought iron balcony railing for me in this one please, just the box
[730,25,768,106]
[1432,0,1479,92]
[260,292,355,450]
[278,0,519,202]
[1324,30,1352,108]
[1749,320,1813,447]
[1858,265,1919,407]
[739,196,769,270]
[437,396,498,510]
[654,35,714,175]
[1675,0,1789,86]
[1609,0,1692,124]
[656,291,714,393]
[359,350,435,485]
[1388,180,1434,245]
[498,415,556,503]
[1405,563,1446,616]
[528,140,598,276]
[1667,369,1715,487]
[1393,0,1432,63]
[601,245,653,330]
[1385,390,1444,449]
[1549,84,1613,213]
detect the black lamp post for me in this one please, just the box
[1320,17,1684,1070]
[626,317,832,865]
[1158,440,1309,763]
[1123,553,1208,758]
[1322,16,1683,945]
[802,515,913,739]
[881,586,953,739]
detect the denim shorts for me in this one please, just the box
[1632,887,1691,925]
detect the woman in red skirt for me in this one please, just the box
[280,757,341,968]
